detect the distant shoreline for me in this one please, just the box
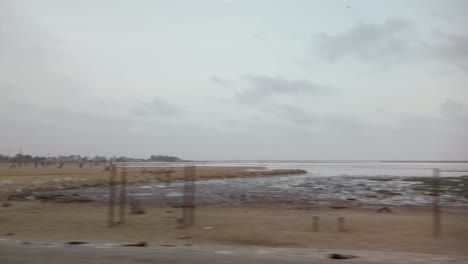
[200,160,468,163]
[0,166,306,201]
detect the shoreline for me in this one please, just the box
[3,166,468,207]
[0,166,306,200]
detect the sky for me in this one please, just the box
[0,0,467,160]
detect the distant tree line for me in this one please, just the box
[0,153,184,163]
[149,155,183,162]
[0,154,46,163]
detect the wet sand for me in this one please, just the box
[40,174,468,207]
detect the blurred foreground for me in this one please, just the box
[2,239,468,264]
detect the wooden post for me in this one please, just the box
[432,168,441,237]
[313,216,320,232]
[337,217,345,232]
[118,167,127,224]
[108,165,117,227]
[180,166,196,229]
[164,171,171,187]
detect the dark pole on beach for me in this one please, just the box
[312,216,320,232]
[180,166,196,229]
[118,167,127,224]
[108,165,117,227]
[432,168,441,237]
[337,217,345,232]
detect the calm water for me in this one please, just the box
[201,160,468,177]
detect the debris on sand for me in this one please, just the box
[377,206,392,213]
[122,242,147,247]
[66,241,88,245]
[34,193,94,203]
[329,205,348,209]
[328,253,358,259]
[129,199,145,214]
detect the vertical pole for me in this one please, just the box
[337,217,345,232]
[119,167,127,224]
[432,168,441,237]
[164,171,171,187]
[190,166,196,226]
[313,216,320,232]
[181,166,196,228]
[108,165,116,227]
[182,166,189,228]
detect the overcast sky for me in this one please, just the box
[1,0,467,160]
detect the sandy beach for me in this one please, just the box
[1,164,468,263]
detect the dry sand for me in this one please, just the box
[1,202,467,256]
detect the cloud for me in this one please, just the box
[210,76,235,87]
[441,99,466,120]
[252,30,267,41]
[432,33,468,72]
[255,102,368,129]
[236,74,331,105]
[266,103,317,125]
[132,97,183,117]
[325,114,370,130]
[0,4,55,64]
[2,100,134,128]
[311,19,468,72]
[401,99,468,128]
[0,2,91,110]
[312,19,415,62]
[231,74,368,128]
[432,0,468,25]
